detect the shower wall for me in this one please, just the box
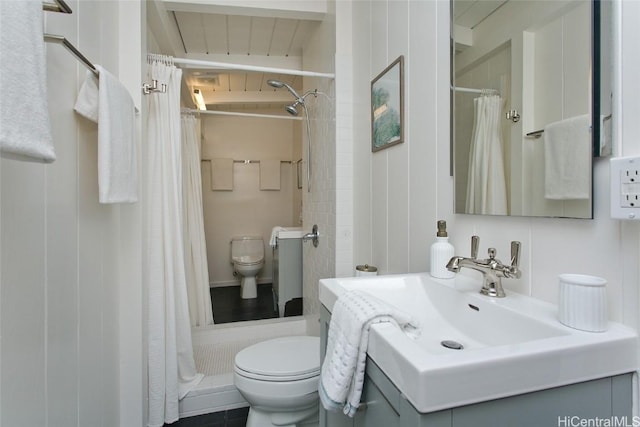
[200,114,301,287]
[300,2,337,325]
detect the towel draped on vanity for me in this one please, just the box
[319,290,420,417]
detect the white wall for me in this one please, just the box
[200,115,300,285]
[0,2,144,426]
[347,0,640,341]
[350,0,438,276]
[616,0,640,332]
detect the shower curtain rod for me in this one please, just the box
[182,108,303,121]
[453,86,499,95]
[231,159,293,164]
[172,57,335,80]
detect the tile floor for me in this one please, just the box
[164,407,249,427]
[165,284,304,426]
[210,283,279,324]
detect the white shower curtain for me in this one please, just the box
[145,58,203,427]
[181,114,214,327]
[465,94,508,215]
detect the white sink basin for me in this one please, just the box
[319,273,638,413]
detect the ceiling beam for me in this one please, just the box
[162,0,327,20]
[147,0,184,56]
[183,53,303,71]
[453,24,473,49]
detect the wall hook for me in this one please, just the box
[506,110,521,123]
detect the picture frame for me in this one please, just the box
[371,55,404,152]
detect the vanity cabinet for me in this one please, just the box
[320,306,634,427]
[272,236,302,317]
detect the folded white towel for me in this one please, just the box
[260,159,281,190]
[544,114,591,200]
[208,158,234,191]
[75,66,138,203]
[269,226,286,248]
[0,0,55,162]
[319,290,420,417]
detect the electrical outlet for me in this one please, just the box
[621,191,640,208]
[621,168,639,184]
[611,156,640,219]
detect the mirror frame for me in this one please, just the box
[592,0,601,158]
[450,0,602,219]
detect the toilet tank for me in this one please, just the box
[231,236,264,262]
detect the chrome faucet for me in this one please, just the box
[302,224,319,247]
[446,236,522,298]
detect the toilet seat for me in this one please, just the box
[233,255,264,267]
[234,336,320,382]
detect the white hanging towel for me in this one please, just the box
[319,290,420,417]
[207,158,234,190]
[75,66,138,203]
[543,114,591,200]
[0,0,55,162]
[260,159,281,190]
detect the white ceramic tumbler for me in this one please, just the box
[355,264,378,277]
[558,274,608,332]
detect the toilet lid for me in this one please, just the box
[235,336,320,381]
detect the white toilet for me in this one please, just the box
[231,236,265,299]
[234,336,320,427]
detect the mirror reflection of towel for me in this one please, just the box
[260,159,281,190]
[209,158,233,191]
[544,114,590,200]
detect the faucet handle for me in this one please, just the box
[510,241,521,268]
[471,235,479,259]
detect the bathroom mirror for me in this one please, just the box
[451,0,609,218]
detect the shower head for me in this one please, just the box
[267,79,303,101]
[285,102,300,116]
[267,80,319,116]
[267,79,285,89]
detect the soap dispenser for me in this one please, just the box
[430,220,455,279]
